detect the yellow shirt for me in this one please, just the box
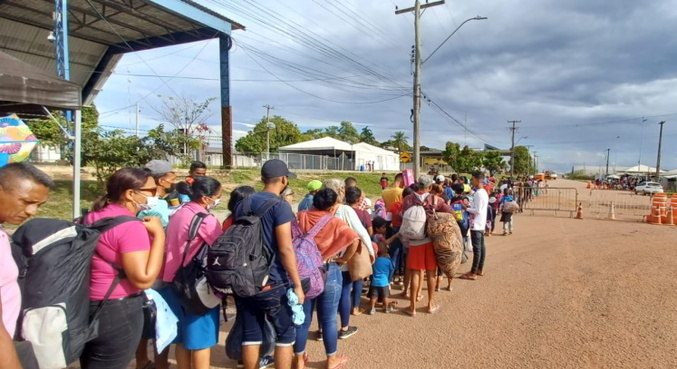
[381,187,404,210]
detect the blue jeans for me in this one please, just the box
[470,230,486,273]
[339,271,362,328]
[294,263,342,356]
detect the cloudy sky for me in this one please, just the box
[94,0,677,172]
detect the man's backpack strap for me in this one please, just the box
[239,197,281,219]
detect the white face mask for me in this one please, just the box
[137,194,159,212]
[207,198,221,211]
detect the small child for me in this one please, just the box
[368,243,395,314]
[500,189,516,235]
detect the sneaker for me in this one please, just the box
[338,326,358,339]
[259,355,274,369]
[369,308,376,315]
[385,305,395,313]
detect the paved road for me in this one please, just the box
[207,212,677,369]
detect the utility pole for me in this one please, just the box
[508,120,521,177]
[135,103,140,137]
[396,0,445,178]
[605,148,610,177]
[656,121,666,180]
[263,104,274,161]
[532,150,537,174]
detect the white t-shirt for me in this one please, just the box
[468,188,489,231]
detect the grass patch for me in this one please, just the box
[34,171,391,220]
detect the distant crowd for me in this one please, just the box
[0,160,523,369]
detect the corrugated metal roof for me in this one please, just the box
[0,0,244,103]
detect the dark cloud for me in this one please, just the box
[94,0,677,172]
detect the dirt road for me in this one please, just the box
[210,205,677,368]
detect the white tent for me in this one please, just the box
[279,137,400,171]
[352,142,400,171]
[619,165,664,174]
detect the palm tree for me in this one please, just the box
[391,131,409,153]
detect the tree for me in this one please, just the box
[337,121,360,143]
[302,128,325,140]
[512,146,533,175]
[235,115,303,153]
[27,106,100,160]
[390,131,411,153]
[455,145,482,173]
[442,141,461,171]
[482,151,506,175]
[359,126,378,145]
[140,124,200,163]
[154,95,216,155]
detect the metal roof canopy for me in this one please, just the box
[0,0,244,217]
[0,0,244,104]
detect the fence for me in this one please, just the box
[515,185,653,222]
[515,186,579,217]
[168,152,357,171]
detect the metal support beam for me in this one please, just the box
[220,34,233,169]
[148,0,233,34]
[54,0,70,79]
[72,109,82,219]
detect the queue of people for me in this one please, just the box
[1,159,522,369]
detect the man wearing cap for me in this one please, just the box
[298,180,322,212]
[234,159,304,369]
[142,160,177,225]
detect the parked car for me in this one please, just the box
[635,181,664,195]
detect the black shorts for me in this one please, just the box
[367,285,390,299]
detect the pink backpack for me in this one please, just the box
[291,215,333,299]
[373,198,387,219]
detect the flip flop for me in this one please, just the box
[416,294,423,302]
[428,304,440,314]
[326,354,348,369]
[403,308,416,317]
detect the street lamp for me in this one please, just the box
[422,16,488,65]
[405,8,487,178]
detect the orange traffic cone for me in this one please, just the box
[666,205,675,226]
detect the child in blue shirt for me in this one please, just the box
[368,243,395,314]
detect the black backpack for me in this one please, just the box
[11,216,139,369]
[206,197,279,297]
[172,213,221,315]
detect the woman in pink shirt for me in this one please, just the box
[81,168,166,369]
[158,176,223,369]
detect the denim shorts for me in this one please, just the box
[234,284,295,346]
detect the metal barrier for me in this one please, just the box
[514,186,579,217]
[514,185,653,222]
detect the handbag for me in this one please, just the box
[348,241,373,281]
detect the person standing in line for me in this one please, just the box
[298,180,322,212]
[293,188,359,369]
[81,168,166,369]
[381,173,404,211]
[0,163,52,369]
[379,173,389,190]
[234,160,305,369]
[401,176,451,316]
[188,161,207,178]
[461,171,489,281]
[158,177,224,369]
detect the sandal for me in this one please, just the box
[428,304,440,314]
[416,294,423,302]
[403,308,416,317]
[327,354,348,369]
